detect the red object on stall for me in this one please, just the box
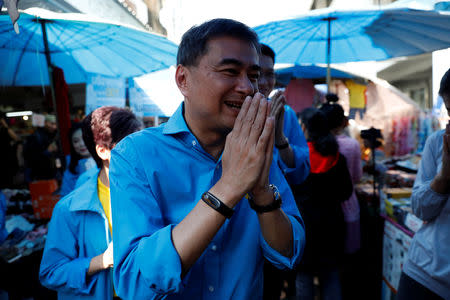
[29,180,60,220]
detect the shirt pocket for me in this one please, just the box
[409,233,433,270]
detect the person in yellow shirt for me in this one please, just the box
[344,79,367,120]
[40,106,141,300]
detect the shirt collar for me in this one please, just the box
[69,169,104,214]
[162,102,191,136]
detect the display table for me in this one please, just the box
[381,214,413,299]
[0,188,57,300]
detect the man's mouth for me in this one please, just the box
[224,101,243,109]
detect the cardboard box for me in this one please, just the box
[29,180,60,219]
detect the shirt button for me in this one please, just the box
[211,244,217,251]
[208,286,214,292]
[192,140,197,146]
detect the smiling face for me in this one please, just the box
[72,128,90,157]
[178,36,260,137]
[258,54,276,98]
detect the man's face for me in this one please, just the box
[45,121,57,133]
[258,54,275,98]
[182,36,260,134]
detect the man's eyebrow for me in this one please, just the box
[217,58,261,71]
[218,58,243,66]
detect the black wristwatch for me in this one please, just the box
[201,191,234,219]
[275,138,289,149]
[248,184,282,213]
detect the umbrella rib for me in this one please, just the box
[45,22,94,81]
[102,41,161,74]
[79,44,125,76]
[293,23,324,64]
[12,24,40,86]
[46,22,175,63]
[390,21,450,44]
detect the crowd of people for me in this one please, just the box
[0,17,449,300]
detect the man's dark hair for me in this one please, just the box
[439,68,450,98]
[82,107,141,168]
[177,18,260,67]
[260,43,275,63]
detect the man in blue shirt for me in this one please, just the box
[258,43,310,300]
[109,18,305,299]
[258,44,310,188]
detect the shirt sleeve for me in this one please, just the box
[411,131,449,221]
[110,140,187,299]
[39,202,98,295]
[260,161,305,270]
[277,105,310,185]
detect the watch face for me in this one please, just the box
[269,184,281,201]
[204,193,220,209]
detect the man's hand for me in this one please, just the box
[440,122,450,179]
[431,121,450,194]
[270,90,287,146]
[214,93,274,206]
[47,142,57,153]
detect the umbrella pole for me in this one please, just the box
[326,18,331,93]
[324,17,336,93]
[40,20,64,172]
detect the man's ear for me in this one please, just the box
[175,64,189,98]
[96,144,111,162]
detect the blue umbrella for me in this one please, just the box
[254,7,450,89]
[0,8,178,86]
[275,64,358,85]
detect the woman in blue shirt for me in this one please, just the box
[39,107,141,299]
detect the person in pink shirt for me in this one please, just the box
[320,94,363,299]
[321,94,362,253]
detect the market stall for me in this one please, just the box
[0,186,57,299]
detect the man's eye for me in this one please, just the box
[249,73,260,80]
[262,72,275,79]
[223,69,239,75]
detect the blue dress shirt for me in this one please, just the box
[109,103,305,300]
[274,105,310,185]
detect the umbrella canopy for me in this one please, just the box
[0,8,178,86]
[275,64,358,86]
[254,8,450,65]
[276,64,356,79]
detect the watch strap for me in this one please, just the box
[201,191,234,219]
[248,184,282,213]
[275,138,289,149]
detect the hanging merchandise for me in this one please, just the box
[345,79,367,120]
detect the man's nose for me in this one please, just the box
[236,75,255,95]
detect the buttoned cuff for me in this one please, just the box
[136,224,193,295]
[260,214,305,270]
